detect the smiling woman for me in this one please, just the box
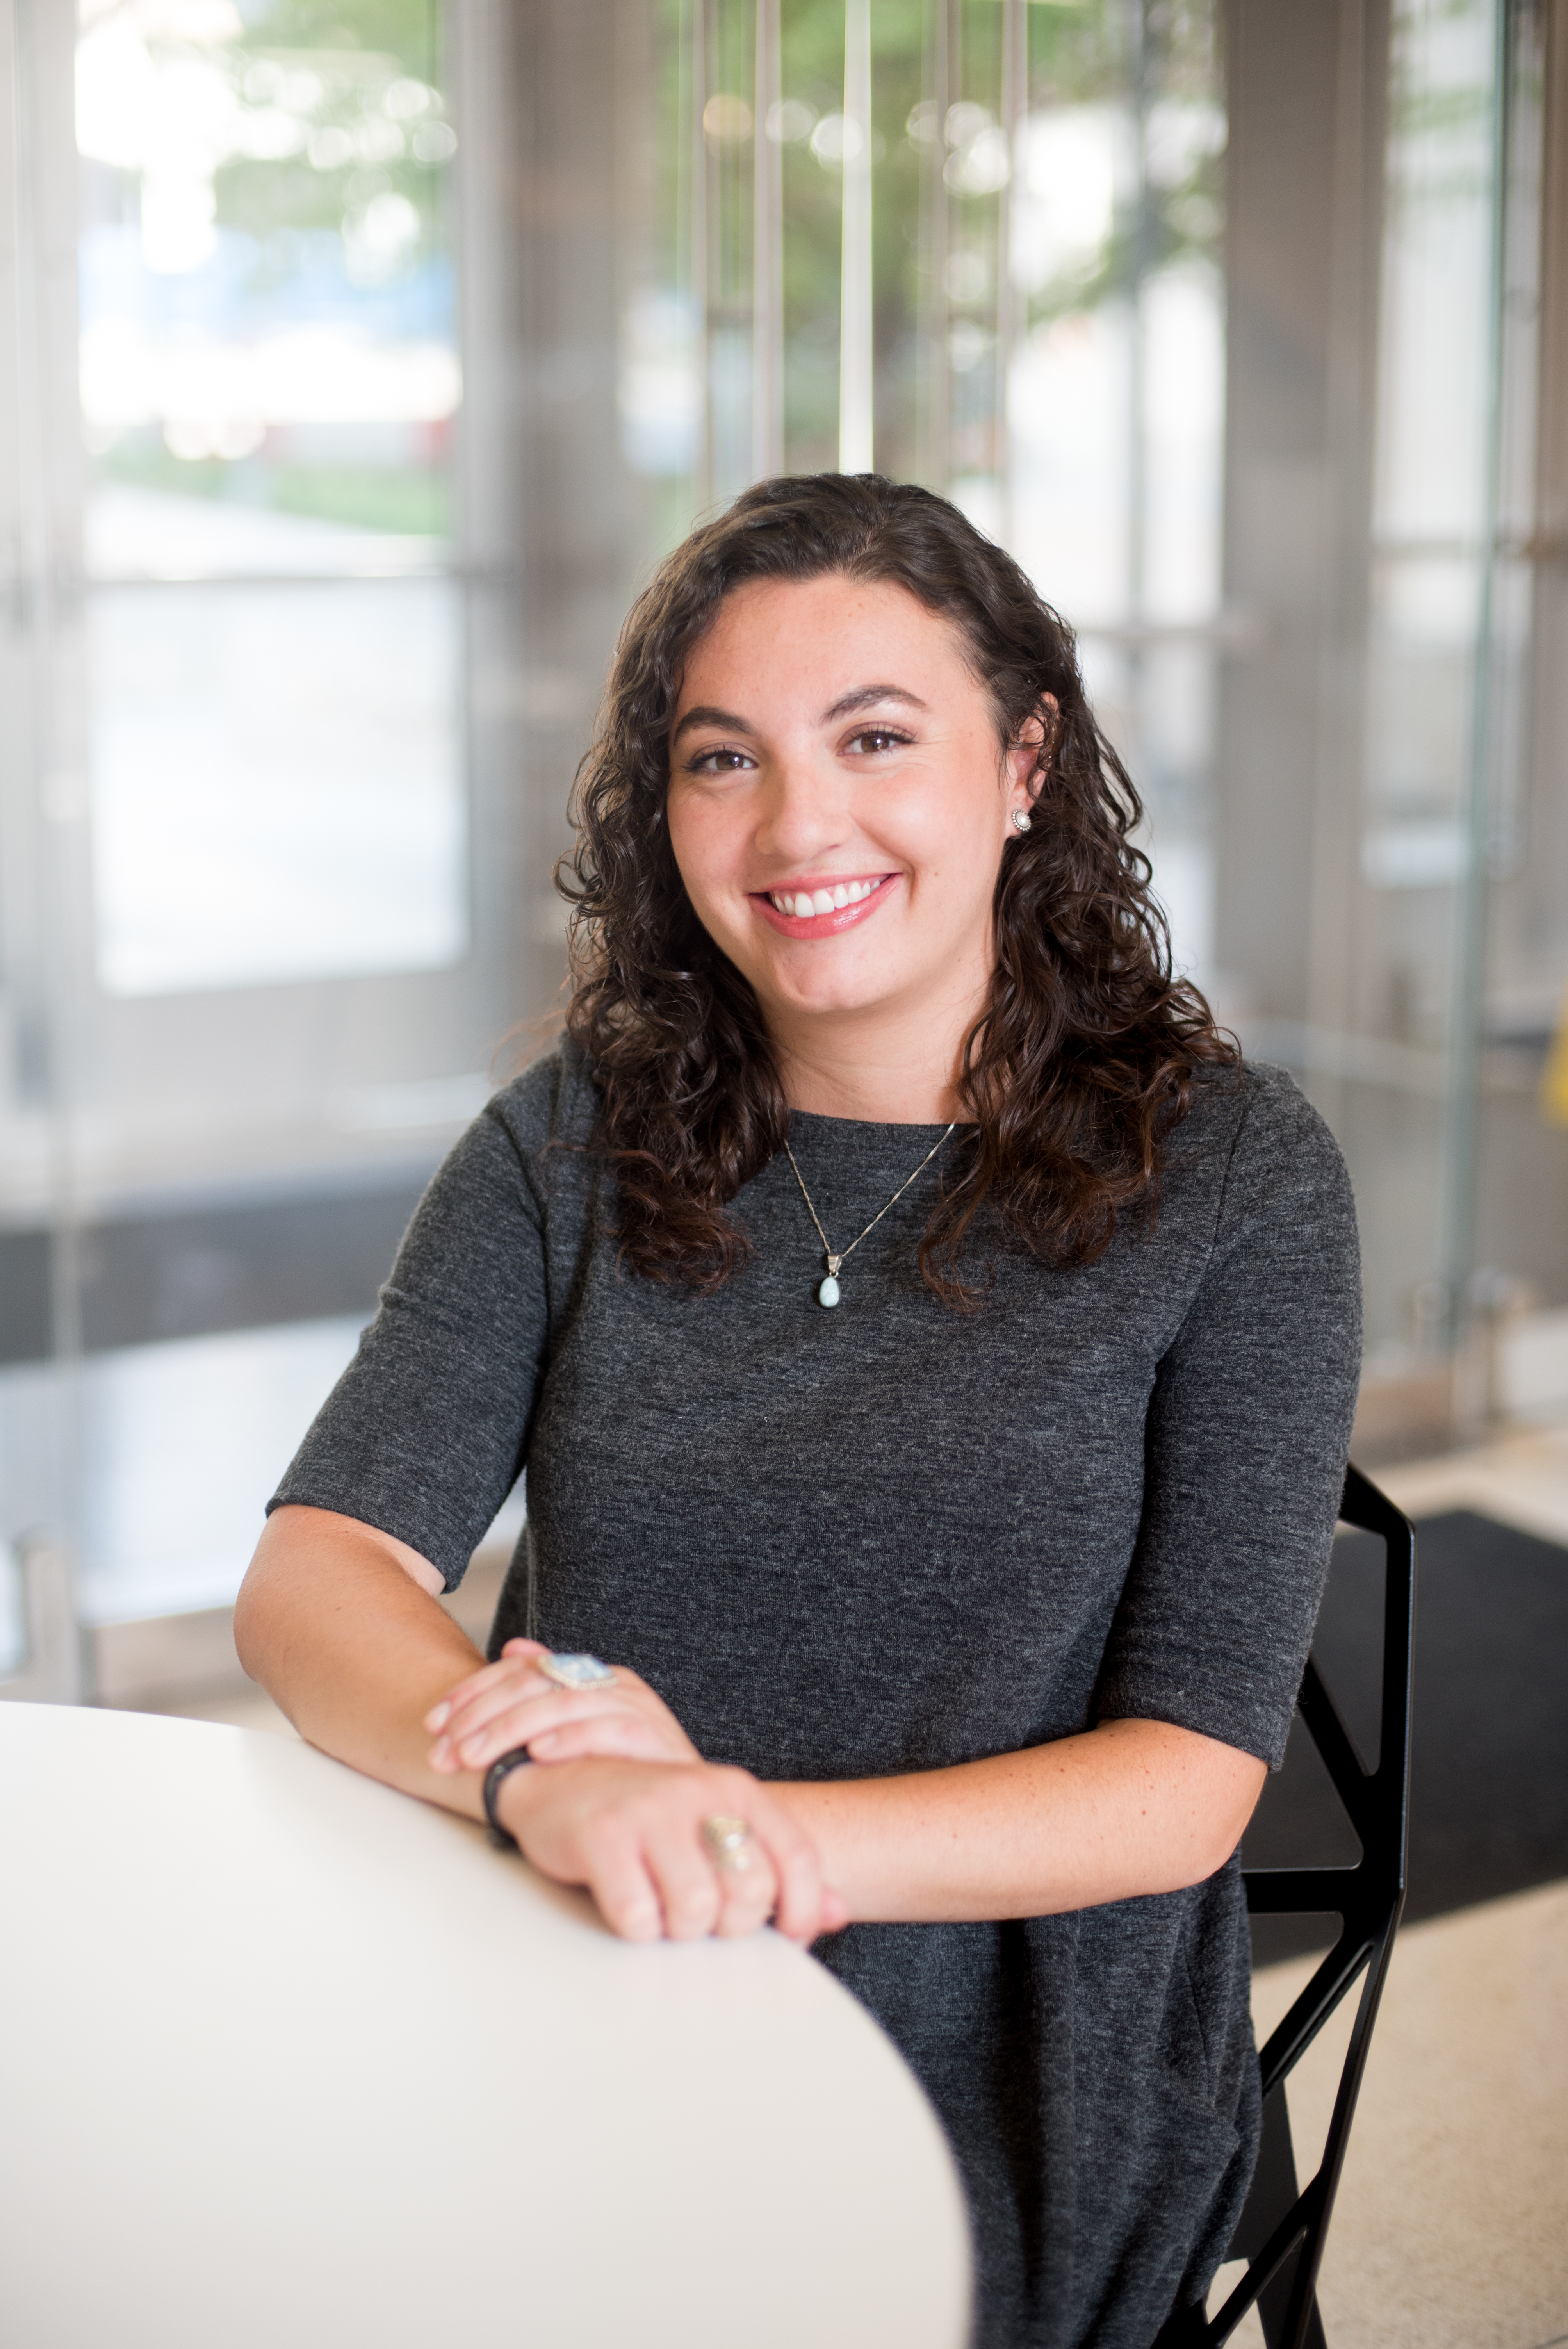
[668,580,1030,1059]
[237,476,1363,2349]
[565,476,1234,1303]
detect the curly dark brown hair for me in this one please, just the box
[558,472,1235,1301]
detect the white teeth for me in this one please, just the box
[769,879,880,917]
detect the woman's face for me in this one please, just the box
[665,574,1042,1051]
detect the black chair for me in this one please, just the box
[1163,1462,1417,2349]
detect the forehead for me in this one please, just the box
[676,574,977,706]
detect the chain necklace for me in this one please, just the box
[783,1123,957,1308]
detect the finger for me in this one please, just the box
[524,1714,690,1765]
[429,1680,550,1770]
[444,1670,698,1770]
[436,1668,619,1763]
[738,1788,833,1943]
[436,1661,561,1746]
[578,1835,666,1943]
[444,1687,655,1772]
[433,1693,580,1773]
[639,1815,723,1943]
[818,1887,850,1934]
[424,1652,543,1735]
[710,1832,780,1939]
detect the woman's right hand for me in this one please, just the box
[497,1752,848,1946]
[425,1640,701,1775]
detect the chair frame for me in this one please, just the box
[1169,1463,1416,2349]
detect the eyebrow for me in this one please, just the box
[670,703,749,745]
[670,683,929,746]
[820,683,930,723]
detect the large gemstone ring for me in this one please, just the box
[535,1652,616,1691]
[701,1813,756,1874]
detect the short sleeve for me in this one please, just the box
[267,1102,553,1589]
[1094,1071,1363,1767]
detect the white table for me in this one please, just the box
[0,1705,970,2349]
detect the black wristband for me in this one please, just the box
[483,1747,533,1850]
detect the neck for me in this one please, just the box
[771,997,979,1125]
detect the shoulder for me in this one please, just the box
[1230,1059,1352,1197]
[1171,1057,1345,1176]
[484,1032,602,1161]
[1172,1057,1358,1260]
[407,1037,601,1240]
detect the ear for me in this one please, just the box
[1006,694,1058,822]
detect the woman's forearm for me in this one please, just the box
[774,1718,1267,1925]
[234,1504,490,1823]
[237,1527,1265,1931]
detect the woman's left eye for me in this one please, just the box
[845,728,909,756]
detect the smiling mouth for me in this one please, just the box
[762,876,888,919]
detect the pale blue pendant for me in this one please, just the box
[817,1273,841,1308]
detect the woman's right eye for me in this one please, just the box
[686,746,755,775]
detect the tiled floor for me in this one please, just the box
[1212,1882,1568,2349]
[1376,1413,1568,1547]
[135,1420,1568,2349]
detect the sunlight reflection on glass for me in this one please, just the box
[76,0,465,996]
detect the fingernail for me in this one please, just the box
[460,1739,484,1766]
[426,1702,449,1731]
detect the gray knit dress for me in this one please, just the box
[271,1039,1361,2349]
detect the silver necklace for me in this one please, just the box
[783,1123,957,1308]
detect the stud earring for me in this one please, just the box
[1011,807,1032,833]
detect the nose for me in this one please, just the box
[752,744,854,870]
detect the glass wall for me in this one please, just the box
[625,0,1555,1409]
[77,0,466,999]
[0,0,530,1671]
[623,0,1227,987]
[2,0,1564,1690]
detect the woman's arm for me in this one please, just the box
[429,1640,1266,1932]
[235,1504,845,1943]
[234,1505,493,1821]
[239,1514,1260,1937]
[771,1721,1266,1922]
[485,1705,1262,1933]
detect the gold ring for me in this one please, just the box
[700,1813,756,1875]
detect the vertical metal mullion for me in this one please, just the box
[1303,0,1388,1166]
[2,0,87,1695]
[919,0,951,489]
[689,0,712,512]
[752,0,782,480]
[839,0,873,472]
[1128,0,1149,637]
[996,0,1025,543]
[1443,0,1525,1403]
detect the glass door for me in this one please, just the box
[1,0,529,1657]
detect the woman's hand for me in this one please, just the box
[425,1639,701,1773]
[497,1753,848,1945]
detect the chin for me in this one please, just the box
[766,969,908,1020]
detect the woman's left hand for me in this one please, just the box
[424,1640,702,1775]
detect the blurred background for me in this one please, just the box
[3,11,1567,2342]
[0,0,1565,1683]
